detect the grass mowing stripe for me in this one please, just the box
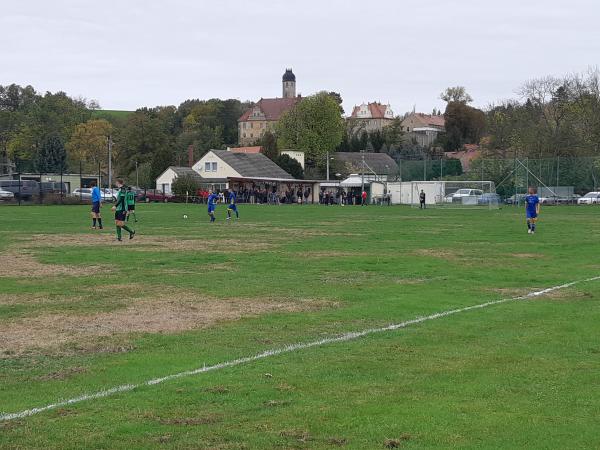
[2,275,599,423]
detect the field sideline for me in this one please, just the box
[1,204,600,449]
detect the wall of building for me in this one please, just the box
[192,152,242,179]
[156,168,177,193]
[238,120,275,145]
[348,118,394,134]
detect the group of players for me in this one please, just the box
[207,189,239,223]
[90,179,137,241]
[89,182,539,239]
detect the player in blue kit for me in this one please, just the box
[207,190,218,223]
[226,190,239,221]
[525,187,540,234]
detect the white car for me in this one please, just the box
[445,188,484,203]
[72,188,93,199]
[577,192,600,205]
[0,188,15,200]
[72,188,115,202]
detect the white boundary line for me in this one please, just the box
[2,275,599,422]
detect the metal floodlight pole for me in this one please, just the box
[326,151,330,181]
[135,160,139,187]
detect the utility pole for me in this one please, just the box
[326,151,330,181]
[135,160,139,187]
[107,135,113,189]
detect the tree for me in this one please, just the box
[439,102,485,151]
[440,86,473,104]
[276,92,345,167]
[171,173,200,197]
[260,130,278,160]
[6,89,90,171]
[66,119,113,171]
[119,109,173,176]
[36,133,66,173]
[150,146,174,182]
[274,154,304,179]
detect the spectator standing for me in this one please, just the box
[419,190,426,209]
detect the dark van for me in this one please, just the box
[40,182,68,194]
[0,179,40,200]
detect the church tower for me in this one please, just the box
[282,68,296,98]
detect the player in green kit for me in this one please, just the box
[126,187,137,222]
[112,179,135,241]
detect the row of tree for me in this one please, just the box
[2,68,599,186]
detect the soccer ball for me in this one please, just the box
[183,214,188,219]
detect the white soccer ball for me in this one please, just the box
[183,214,188,219]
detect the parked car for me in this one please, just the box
[504,194,527,205]
[72,188,93,199]
[142,189,174,202]
[477,193,501,205]
[0,179,39,200]
[444,188,484,203]
[539,195,560,205]
[40,182,68,194]
[0,188,15,200]
[577,192,600,205]
[72,188,115,202]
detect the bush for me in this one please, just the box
[171,174,200,197]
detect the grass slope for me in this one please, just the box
[0,204,599,449]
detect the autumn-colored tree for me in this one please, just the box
[66,119,113,171]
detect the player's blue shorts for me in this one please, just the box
[208,206,215,214]
[91,201,100,214]
[227,204,237,211]
[526,211,537,219]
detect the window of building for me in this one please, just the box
[205,162,211,172]
[211,162,217,172]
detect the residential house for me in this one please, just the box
[155,166,204,194]
[401,112,446,148]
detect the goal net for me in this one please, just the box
[409,181,499,209]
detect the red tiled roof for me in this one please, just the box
[413,113,445,128]
[446,145,480,171]
[238,97,300,122]
[350,102,391,119]
[231,146,262,154]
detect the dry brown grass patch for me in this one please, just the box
[20,234,274,253]
[1,289,336,357]
[0,249,110,278]
[508,253,545,259]
[411,248,462,261]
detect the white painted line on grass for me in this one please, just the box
[2,275,599,422]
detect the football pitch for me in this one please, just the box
[1,204,599,449]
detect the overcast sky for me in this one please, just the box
[1,0,599,115]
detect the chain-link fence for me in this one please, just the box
[396,156,600,200]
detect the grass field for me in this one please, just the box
[1,203,600,449]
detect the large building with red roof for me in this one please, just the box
[347,102,395,134]
[238,69,301,145]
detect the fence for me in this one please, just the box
[396,156,600,198]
